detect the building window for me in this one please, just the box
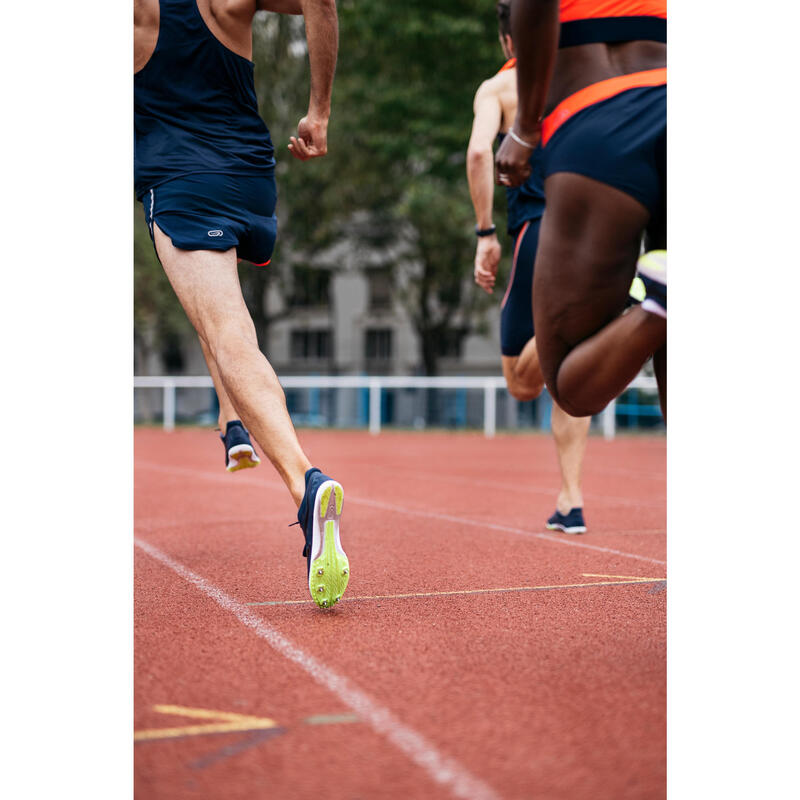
[290,267,330,308]
[368,269,392,311]
[291,329,333,360]
[365,328,393,361]
[161,332,185,375]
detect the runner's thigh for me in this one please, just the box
[533,172,649,387]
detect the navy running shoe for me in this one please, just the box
[296,468,349,609]
[546,508,587,535]
[220,420,261,472]
[636,250,667,319]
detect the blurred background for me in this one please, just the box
[134,0,662,435]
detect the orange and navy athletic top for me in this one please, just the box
[540,1,666,145]
[559,0,666,48]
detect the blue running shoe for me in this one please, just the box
[296,468,349,609]
[220,420,261,472]
[636,250,667,319]
[546,508,587,535]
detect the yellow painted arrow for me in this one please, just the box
[134,705,278,742]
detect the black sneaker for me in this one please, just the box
[636,250,667,319]
[546,508,587,535]
[296,468,349,609]
[220,420,261,472]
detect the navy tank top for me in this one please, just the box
[134,0,275,199]
[497,134,546,235]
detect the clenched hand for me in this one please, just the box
[288,114,329,161]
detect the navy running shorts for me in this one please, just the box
[141,172,278,266]
[543,84,666,218]
[500,218,540,357]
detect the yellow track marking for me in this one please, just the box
[248,575,666,607]
[134,705,277,742]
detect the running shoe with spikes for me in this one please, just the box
[296,468,349,609]
[546,507,587,535]
[636,249,667,319]
[220,420,261,472]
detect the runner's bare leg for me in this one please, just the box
[502,340,589,517]
[198,336,242,431]
[551,403,590,514]
[501,337,544,401]
[154,224,311,505]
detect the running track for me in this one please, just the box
[135,428,665,799]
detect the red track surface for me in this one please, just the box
[135,428,666,800]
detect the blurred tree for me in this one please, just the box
[305,0,508,374]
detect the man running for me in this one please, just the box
[134,0,349,608]
[495,0,667,420]
[466,0,590,534]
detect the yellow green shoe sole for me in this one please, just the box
[308,482,349,609]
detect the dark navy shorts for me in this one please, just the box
[543,84,666,218]
[141,172,278,266]
[500,218,541,357]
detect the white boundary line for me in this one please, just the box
[135,462,666,566]
[134,538,501,800]
[341,460,664,509]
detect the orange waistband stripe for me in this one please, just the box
[560,0,666,23]
[541,67,666,146]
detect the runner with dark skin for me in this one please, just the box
[495,0,666,419]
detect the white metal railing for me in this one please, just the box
[133,374,658,439]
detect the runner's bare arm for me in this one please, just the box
[467,82,504,294]
[468,83,503,230]
[495,0,559,186]
[288,0,339,161]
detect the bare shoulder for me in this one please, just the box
[473,72,499,101]
[474,69,517,122]
[495,69,518,131]
[476,68,516,99]
[203,0,258,25]
[198,0,258,60]
[134,0,158,27]
[134,0,159,73]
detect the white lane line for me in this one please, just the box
[351,497,667,567]
[135,537,501,800]
[135,461,666,566]
[343,461,664,508]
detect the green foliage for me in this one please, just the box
[254,0,510,373]
[329,0,508,372]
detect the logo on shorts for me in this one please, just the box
[207,230,223,237]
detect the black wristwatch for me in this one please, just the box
[475,225,497,237]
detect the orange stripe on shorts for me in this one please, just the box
[541,67,666,147]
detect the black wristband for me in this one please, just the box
[475,225,497,237]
